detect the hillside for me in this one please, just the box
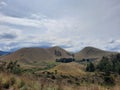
[48,46,72,58]
[49,62,85,76]
[75,46,117,60]
[0,46,72,64]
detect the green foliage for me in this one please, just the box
[97,57,112,75]
[56,58,75,63]
[6,61,22,74]
[86,62,95,72]
[97,54,120,75]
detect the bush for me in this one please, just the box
[10,77,16,85]
[97,54,120,75]
[2,80,10,89]
[103,76,115,85]
[6,61,22,74]
[67,79,73,84]
[51,75,56,79]
[86,62,95,72]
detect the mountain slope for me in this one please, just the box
[75,46,117,60]
[0,46,72,64]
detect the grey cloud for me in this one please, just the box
[0,0,120,52]
[0,32,17,40]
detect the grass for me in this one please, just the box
[0,72,120,90]
[0,61,120,90]
[23,62,60,74]
[0,72,40,90]
[48,62,86,76]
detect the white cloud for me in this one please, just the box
[0,13,43,28]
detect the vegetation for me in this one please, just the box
[85,54,120,86]
[6,61,22,74]
[56,58,75,63]
[86,62,95,72]
[0,53,120,90]
[97,54,120,75]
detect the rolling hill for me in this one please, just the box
[49,62,85,76]
[0,46,73,64]
[75,46,118,60]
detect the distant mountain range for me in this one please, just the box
[0,46,119,64]
[0,51,11,56]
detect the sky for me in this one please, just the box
[0,0,120,52]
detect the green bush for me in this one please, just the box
[86,62,95,72]
[6,61,22,74]
[97,54,120,75]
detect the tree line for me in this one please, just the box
[86,54,120,75]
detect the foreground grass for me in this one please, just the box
[0,61,120,90]
[0,72,120,90]
[0,72,40,90]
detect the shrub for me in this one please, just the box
[6,61,22,74]
[75,82,80,86]
[51,75,56,79]
[103,76,115,85]
[2,80,10,89]
[10,77,16,86]
[97,54,120,75]
[86,62,95,72]
[67,79,73,84]
[55,70,57,74]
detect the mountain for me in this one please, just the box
[0,46,73,64]
[75,46,117,60]
[0,46,118,65]
[0,51,11,56]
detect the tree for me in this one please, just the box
[96,54,120,75]
[97,57,113,75]
[86,62,95,72]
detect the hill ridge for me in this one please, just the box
[75,46,118,60]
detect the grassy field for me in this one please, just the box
[0,60,120,90]
[0,72,120,90]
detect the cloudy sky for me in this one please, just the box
[0,0,120,52]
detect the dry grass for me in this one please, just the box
[0,72,120,90]
[49,62,86,76]
[0,72,40,90]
